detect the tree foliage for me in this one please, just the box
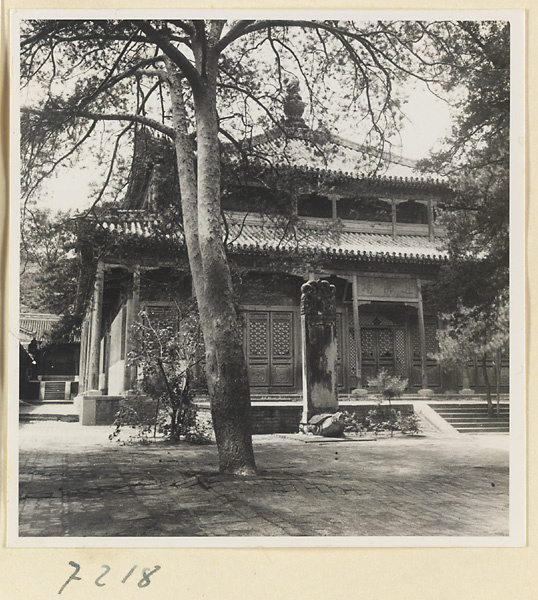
[20,208,80,327]
[434,297,509,366]
[420,21,510,325]
[432,297,508,412]
[127,303,209,442]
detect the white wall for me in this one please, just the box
[107,306,126,396]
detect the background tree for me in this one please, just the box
[433,298,508,415]
[417,22,510,405]
[20,208,80,337]
[420,21,509,329]
[20,19,488,474]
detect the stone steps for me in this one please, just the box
[429,403,509,434]
[19,413,79,423]
[250,395,302,403]
[43,381,66,400]
[20,401,78,423]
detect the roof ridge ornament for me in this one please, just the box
[282,77,307,129]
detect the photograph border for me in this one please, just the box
[1,5,532,598]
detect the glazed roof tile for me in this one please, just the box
[226,223,446,262]
[19,313,61,342]
[99,214,447,264]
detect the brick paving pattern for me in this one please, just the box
[18,421,509,537]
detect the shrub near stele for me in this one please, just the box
[342,370,420,437]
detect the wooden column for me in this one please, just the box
[81,310,92,393]
[85,310,93,391]
[391,200,397,239]
[77,317,85,392]
[416,277,430,392]
[428,198,435,241]
[351,274,363,388]
[78,317,88,393]
[123,266,140,392]
[88,261,105,391]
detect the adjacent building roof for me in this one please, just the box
[19,313,61,344]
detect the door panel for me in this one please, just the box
[394,328,407,377]
[378,328,395,371]
[336,313,344,388]
[246,311,294,387]
[270,313,294,386]
[361,328,376,383]
[360,327,401,385]
[246,312,270,386]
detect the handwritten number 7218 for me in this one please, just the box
[58,562,161,594]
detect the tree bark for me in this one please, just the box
[481,354,493,417]
[166,57,256,475]
[495,348,502,417]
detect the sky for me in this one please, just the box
[19,20,456,215]
[39,84,453,215]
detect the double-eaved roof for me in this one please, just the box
[85,113,449,267]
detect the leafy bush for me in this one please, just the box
[367,369,408,399]
[342,371,420,436]
[366,370,410,436]
[341,405,421,437]
[109,397,213,445]
[341,410,367,435]
[109,302,213,444]
[395,411,421,435]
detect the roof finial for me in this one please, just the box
[283,77,307,128]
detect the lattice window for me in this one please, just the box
[379,329,394,358]
[426,323,438,354]
[249,319,268,357]
[395,329,406,376]
[361,328,374,358]
[272,319,291,356]
[412,321,438,358]
[349,327,356,375]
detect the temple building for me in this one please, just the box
[74,115,508,403]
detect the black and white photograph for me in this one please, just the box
[8,11,525,546]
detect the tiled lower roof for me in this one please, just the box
[99,216,447,264]
[226,223,447,263]
[20,313,61,342]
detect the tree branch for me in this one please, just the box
[77,55,167,112]
[21,107,175,138]
[132,20,202,93]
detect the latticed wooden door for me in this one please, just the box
[245,311,294,387]
[359,327,407,385]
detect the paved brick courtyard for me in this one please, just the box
[17,421,509,538]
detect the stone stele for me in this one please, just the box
[300,279,339,424]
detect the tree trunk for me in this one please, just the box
[481,354,493,417]
[495,348,502,417]
[166,58,256,475]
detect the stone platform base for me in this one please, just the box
[196,401,415,435]
[79,395,122,426]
